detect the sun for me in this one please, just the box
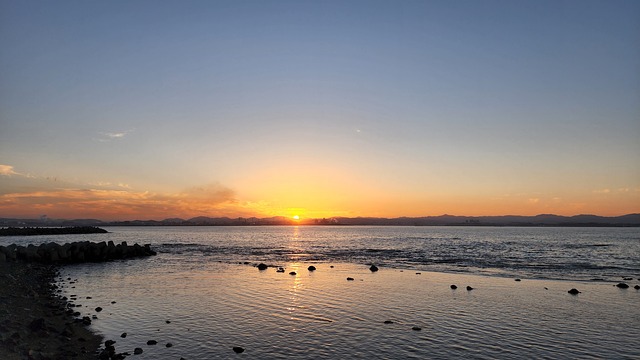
[292,215,300,220]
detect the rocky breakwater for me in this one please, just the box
[0,241,157,264]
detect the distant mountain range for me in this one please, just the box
[1,214,639,227]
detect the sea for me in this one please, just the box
[3,226,640,359]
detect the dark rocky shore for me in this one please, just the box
[0,241,156,359]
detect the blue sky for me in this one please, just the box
[1,0,639,219]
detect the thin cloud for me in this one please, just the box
[0,164,18,176]
[96,129,135,142]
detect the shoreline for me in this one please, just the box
[0,261,102,359]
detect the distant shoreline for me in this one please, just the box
[1,213,639,228]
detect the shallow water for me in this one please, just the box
[3,226,640,358]
[60,261,640,359]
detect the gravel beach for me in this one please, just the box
[0,261,102,360]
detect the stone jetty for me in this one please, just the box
[0,240,157,264]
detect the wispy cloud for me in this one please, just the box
[0,164,18,176]
[96,129,135,142]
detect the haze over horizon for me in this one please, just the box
[1,1,639,221]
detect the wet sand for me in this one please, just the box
[0,261,102,360]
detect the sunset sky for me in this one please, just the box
[1,0,639,220]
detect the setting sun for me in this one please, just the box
[292,215,300,220]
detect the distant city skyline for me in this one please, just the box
[1,0,639,220]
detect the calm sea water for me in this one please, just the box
[3,226,640,358]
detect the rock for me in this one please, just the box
[330,265,334,268]
[233,346,245,353]
[616,283,629,289]
[289,271,297,275]
[412,326,422,331]
[28,318,46,332]
[120,332,127,338]
[416,272,421,275]
[369,265,379,272]
[105,340,116,347]
[308,265,316,271]
[276,267,285,273]
[568,288,580,295]
[514,279,521,282]
[634,285,640,290]
[147,340,157,345]
[384,320,394,324]
[166,320,171,324]
[346,277,354,281]
[133,348,143,355]
[257,263,268,271]
[166,342,173,348]
[466,286,474,291]
[95,307,103,312]
[450,285,457,290]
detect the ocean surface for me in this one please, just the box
[3,226,640,358]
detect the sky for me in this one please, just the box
[1,0,639,220]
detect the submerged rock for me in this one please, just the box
[166,342,173,348]
[616,283,629,289]
[120,333,127,338]
[384,320,394,324]
[568,288,581,295]
[412,326,422,331]
[133,348,143,355]
[369,265,379,272]
[233,346,245,353]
